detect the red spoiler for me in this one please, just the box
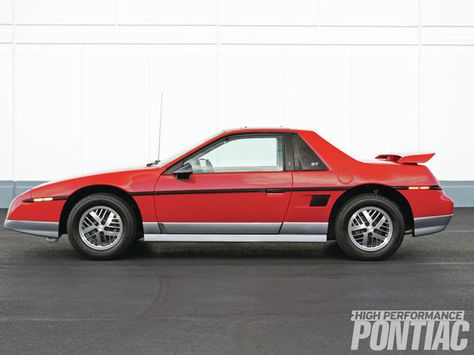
[375,152,435,164]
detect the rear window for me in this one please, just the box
[293,135,327,171]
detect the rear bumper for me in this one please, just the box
[413,214,453,237]
[4,219,59,239]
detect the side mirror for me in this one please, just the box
[173,163,193,180]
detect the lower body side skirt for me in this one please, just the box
[143,234,327,242]
[413,214,453,237]
[143,222,328,242]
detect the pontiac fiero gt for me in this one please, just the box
[5,128,453,260]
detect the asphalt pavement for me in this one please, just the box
[0,208,473,355]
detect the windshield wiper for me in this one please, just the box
[146,159,160,167]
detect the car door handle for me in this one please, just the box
[265,188,286,193]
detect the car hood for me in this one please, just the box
[29,165,164,199]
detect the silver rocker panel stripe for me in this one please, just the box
[280,222,328,234]
[144,234,327,242]
[143,222,161,234]
[413,214,453,237]
[4,219,59,238]
[154,222,329,235]
[160,222,281,234]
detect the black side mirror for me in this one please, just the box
[173,163,193,180]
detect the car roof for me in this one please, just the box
[222,127,311,135]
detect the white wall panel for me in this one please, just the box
[285,47,352,154]
[14,46,81,180]
[1,0,474,183]
[422,0,474,26]
[0,27,12,44]
[15,0,115,24]
[220,0,318,25]
[319,0,417,26]
[9,26,419,46]
[420,48,474,180]
[0,0,12,24]
[14,25,217,44]
[0,46,12,180]
[421,28,474,46]
[82,47,149,173]
[351,47,418,160]
[219,46,285,129]
[220,27,417,46]
[117,0,216,25]
[149,46,217,161]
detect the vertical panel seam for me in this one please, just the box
[283,46,287,127]
[417,0,422,151]
[316,0,321,26]
[113,0,118,26]
[10,0,15,181]
[80,45,84,174]
[349,47,353,154]
[147,47,152,160]
[216,0,221,130]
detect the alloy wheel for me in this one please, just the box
[79,206,123,251]
[347,206,393,252]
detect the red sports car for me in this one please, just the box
[4,128,453,260]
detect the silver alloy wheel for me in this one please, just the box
[348,206,393,252]
[79,206,123,251]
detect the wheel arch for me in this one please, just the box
[327,184,413,240]
[59,185,143,236]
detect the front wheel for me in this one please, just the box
[334,194,405,261]
[67,193,138,260]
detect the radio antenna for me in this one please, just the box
[157,92,164,161]
[147,92,164,167]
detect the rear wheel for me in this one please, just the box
[334,194,405,260]
[67,193,138,260]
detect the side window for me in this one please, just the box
[184,135,284,173]
[293,134,327,171]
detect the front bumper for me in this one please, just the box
[4,219,59,238]
[413,214,453,237]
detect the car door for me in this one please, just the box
[154,133,292,234]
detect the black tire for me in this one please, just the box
[334,194,405,261]
[67,193,138,260]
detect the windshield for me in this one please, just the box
[150,131,224,168]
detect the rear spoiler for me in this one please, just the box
[375,152,435,164]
